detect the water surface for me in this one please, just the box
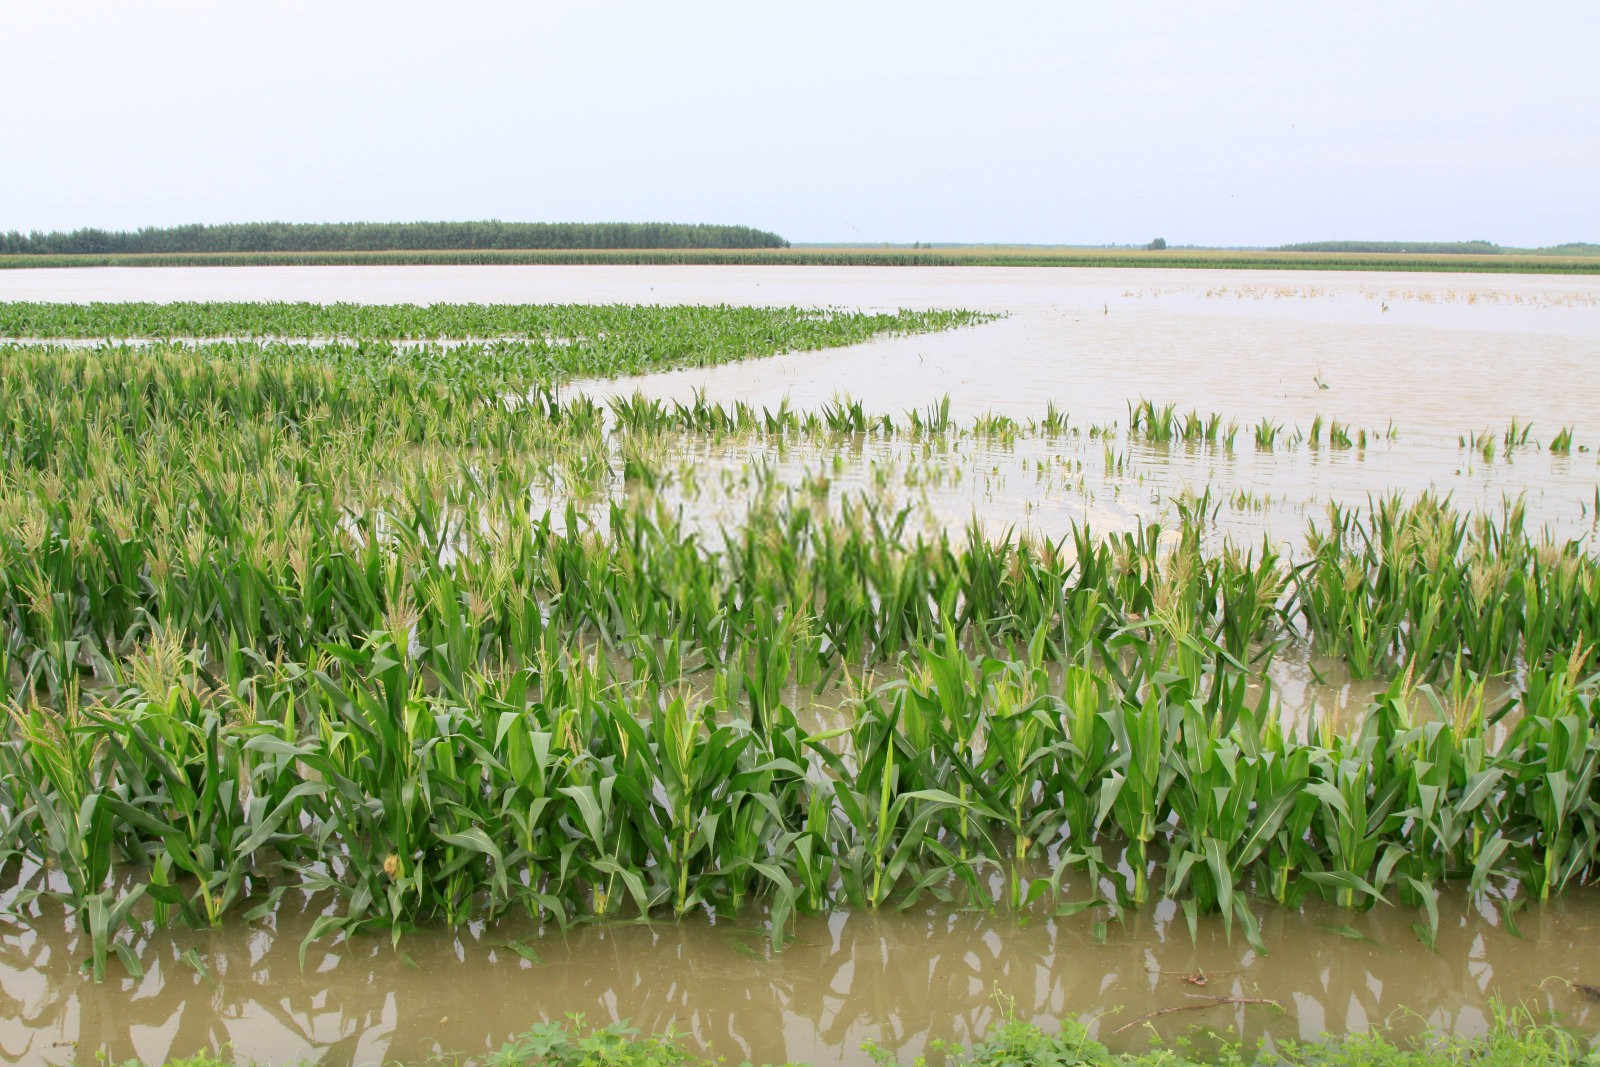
[4,883,1597,1066]
[4,265,1599,1063]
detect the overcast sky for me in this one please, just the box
[6,0,1597,246]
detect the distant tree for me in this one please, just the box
[1147,237,1167,250]
[0,220,789,255]
[1275,240,1503,255]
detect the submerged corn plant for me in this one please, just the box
[2,301,1599,982]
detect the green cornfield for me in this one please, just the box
[1,302,1597,984]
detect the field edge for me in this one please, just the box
[4,247,1600,274]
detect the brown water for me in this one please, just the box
[549,268,1600,546]
[6,265,1595,423]
[4,266,1600,1062]
[11,265,1594,545]
[772,649,1398,741]
[567,424,1599,553]
[3,882,1597,1066]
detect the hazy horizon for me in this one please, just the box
[5,221,1594,252]
[7,1,1597,248]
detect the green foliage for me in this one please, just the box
[4,249,1598,272]
[1275,240,1505,255]
[0,220,788,255]
[1127,400,1237,448]
[1278,239,1598,259]
[0,300,986,347]
[924,1010,1599,1065]
[1293,495,1600,680]
[484,1016,700,1066]
[3,301,1600,985]
[101,1006,1600,1065]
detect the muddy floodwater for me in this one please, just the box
[4,881,1598,1065]
[3,265,1600,1063]
[8,265,1600,548]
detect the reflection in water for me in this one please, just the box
[5,264,1598,440]
[7,266,1599,549]
[2,887,1597,1065]
[549,424,1600,557]
[3,267,1600,1063]
[549,267,1600,551]
[777,652,1392,741]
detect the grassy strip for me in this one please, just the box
[887,1010,1594,1066]
[3,247,1600,272]
[1276,240,1600,256]
[123,1009,1600,1065]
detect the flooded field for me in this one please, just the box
[557,269,1600,549]
[7,265,1598,547]
[2,267,1599,1064]
[4,881,1598,1065]
[559,424,1598,559]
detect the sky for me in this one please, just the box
[5,0,1597,247]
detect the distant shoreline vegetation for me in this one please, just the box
[1274,240,1600,256]
[3,247,1598,273]
[1,227,1597,272]
[0,220,790,255]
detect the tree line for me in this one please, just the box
[1276,240,1504,255]
[0,220,789,255]
[1276,240,1599,257]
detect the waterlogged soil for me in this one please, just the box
[2,883,1597,1065]
[574,425,1600,554]
[554,271,1600,547]
[776,649,1398,740]
[9,266,1597,546]
[4,267,1600,1062]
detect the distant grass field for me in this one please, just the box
[4,246,1599,272]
